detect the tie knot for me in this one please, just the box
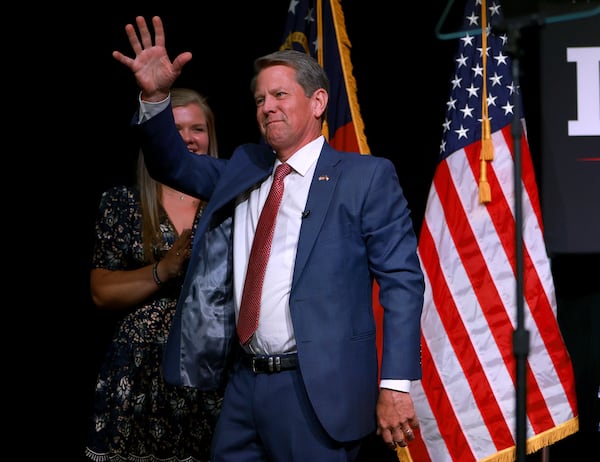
[274,163,292,181]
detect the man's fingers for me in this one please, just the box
[125,23,142,54]
[111,51,130,67]
[136,16,153,49]
[151,16,165,47]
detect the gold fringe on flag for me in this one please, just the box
[327,0,371,154]
[478,416,579,462]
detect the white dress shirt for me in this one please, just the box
[233,137,322,355]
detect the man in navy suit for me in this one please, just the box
[114,16,425,462]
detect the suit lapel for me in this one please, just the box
[292,145,342,287]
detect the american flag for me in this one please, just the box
[411,1,579,461]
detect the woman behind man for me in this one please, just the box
[85,88,223,462]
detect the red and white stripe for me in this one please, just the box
[411,123,578,461]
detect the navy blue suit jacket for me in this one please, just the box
[138,105,425,442]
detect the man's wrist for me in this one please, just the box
[138,92,170,123]
[379,379,411,393]
[140,90,170,103]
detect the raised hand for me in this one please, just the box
[112,16,192,102]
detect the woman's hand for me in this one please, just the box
[158,228,193,281]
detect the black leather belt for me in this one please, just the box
[241,353,298,374]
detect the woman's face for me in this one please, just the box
[172,103,210,154]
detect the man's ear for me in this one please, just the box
[312,88,328,119]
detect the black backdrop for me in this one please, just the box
[38,1,596,459]
[540,10,600,254]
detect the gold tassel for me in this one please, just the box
[479,158,491,203]
[481,118,494,161]
[478,0,492,203]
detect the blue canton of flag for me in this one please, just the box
[440,0,519,159]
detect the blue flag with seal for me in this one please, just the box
[280,0,370,154]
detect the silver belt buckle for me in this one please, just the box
[270,356,281,372]
[251,355,282,373]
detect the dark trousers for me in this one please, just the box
[211,361,360,462]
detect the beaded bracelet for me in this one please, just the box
[152,261,163,286]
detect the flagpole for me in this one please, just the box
[504,23,529,462]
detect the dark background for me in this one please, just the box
[539,11,600,254]
[34,1,596,459]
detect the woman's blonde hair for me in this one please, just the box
[137,88,218,262]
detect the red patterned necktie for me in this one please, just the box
[237,163,293,345]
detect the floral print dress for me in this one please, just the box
[85,185,223,462]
